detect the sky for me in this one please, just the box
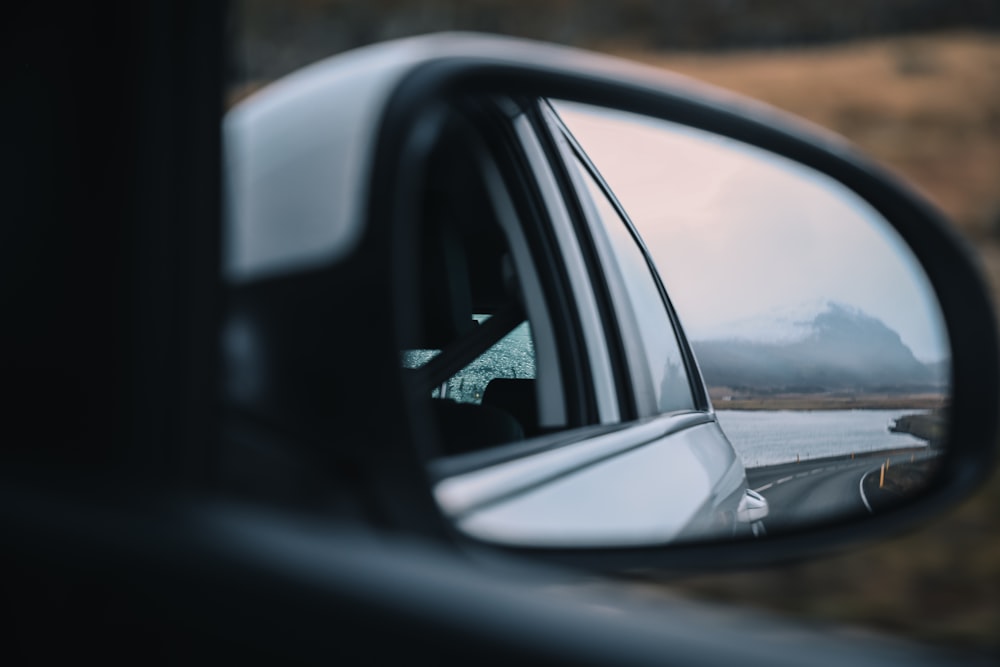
[555,102,950,363]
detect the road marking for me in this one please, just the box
[796,472,809,478]
[754,483,774,492]
[777,476,794,484]
[859,470,874,514]
[810,469,822,474]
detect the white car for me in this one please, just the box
[226,36,774,547]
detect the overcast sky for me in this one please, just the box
[555,102,949,363]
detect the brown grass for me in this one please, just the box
[867,459,939,498]
[608,32,1000,651]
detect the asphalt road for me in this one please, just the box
[746,448,939,530]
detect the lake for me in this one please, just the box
[715,409,928,468]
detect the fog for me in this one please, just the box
[556,102,950,363]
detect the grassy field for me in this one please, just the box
[616,32,1000,650]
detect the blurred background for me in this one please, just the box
[227,0,1000,652]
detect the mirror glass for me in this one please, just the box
[415,98,950,547]
[553,101,950,535]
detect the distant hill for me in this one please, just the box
[691,301,948,392]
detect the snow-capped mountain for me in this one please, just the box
[690,300,948,391]
[694,299,868,345]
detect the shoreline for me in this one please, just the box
[709,391,947,411]
[745,445,935,474]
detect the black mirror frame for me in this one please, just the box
[368,38,999,572]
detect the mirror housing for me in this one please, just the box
[225,33,999,572]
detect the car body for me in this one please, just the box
[5,5,998,665]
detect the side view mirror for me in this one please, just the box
[224,33,998,571]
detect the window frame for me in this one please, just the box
[535,99,712,418]
[508,112,622,426]
[424,97,608,433]
[412,93,723,471]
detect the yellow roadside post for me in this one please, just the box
[879,463,885,488]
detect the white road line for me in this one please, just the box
[754,483,774,492]
[777,476,794,484]
[810,469,822,474]
[796,473,809,478]
[859,470,874,514]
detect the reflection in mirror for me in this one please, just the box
[554,100,950,534]
[414,96,950,550]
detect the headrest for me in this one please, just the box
[482,378,538,437]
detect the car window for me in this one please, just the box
[397,103,581,456]
[405,97,706,460]
[562,147,696,415]
[403,316,536,405]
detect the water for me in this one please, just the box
[715,409,929,468]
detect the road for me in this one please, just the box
[746,448,938,530]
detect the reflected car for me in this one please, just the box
[227,55,772,547]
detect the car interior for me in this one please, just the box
[401,103,566,458]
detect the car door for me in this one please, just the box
[425,96,755,548]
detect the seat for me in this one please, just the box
[405,155,525,456]
[428,399,524,456]
[482,378,539,438]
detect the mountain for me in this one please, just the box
[691,301,946,391]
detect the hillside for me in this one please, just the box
[692,301,944,391]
